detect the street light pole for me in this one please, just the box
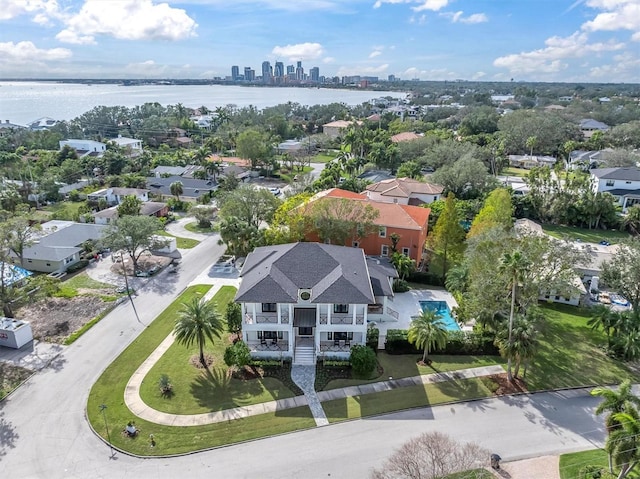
[99,404,115,459]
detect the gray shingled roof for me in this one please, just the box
[235,243,377,304]
[367,257,398,297]
[591,167,640,181]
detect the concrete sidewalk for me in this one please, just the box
[125,335,504,427]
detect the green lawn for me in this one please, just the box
[156,230,200,249]
[310,153,337,164]
[444,471,495,479]
[542,224,630,244]
[526,304,637,390]
[62,272,113,291]
[87,285,314,456]
[559,449,640,479]
[321,352,504,390]
[139,286,299,413]
[323,377,493,422]
[502,166,529,178]
[41,201,85,221]
[183,221,215,234]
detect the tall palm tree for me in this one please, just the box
[495,316,539,379]
[170,181,183,202]
[174,296,225,368]
[592,380,640,434]
[499,249,530,382]
[588,304,617,348]
[408,309,449,363]
[606,409,640,477]
[390,252,415,281]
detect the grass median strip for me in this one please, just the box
[87,284,314,456]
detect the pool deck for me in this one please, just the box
[376,288,470,342]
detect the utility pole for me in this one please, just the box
[99,404,115,459]
[119,251,144,326]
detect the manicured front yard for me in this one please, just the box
[87,285,314,456]
[323,377,493,422]
[183,221,215,233]
[139,286,299,414]
[310,152,337,163]
[542,224,629,244]
[525,303,637,390]
[279,166,313,183]
[41,201,86,221]
[502,166,529,178]
[320,352,504,390]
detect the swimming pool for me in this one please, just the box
[419,301,460,331]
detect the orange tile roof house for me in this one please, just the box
[321,120,362,139]
[365,177,444,206]
[304,188,430,263]
[390,132,422,143]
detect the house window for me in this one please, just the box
[352,241,359,248]
[606,180,615,187]
[626,181,632,184]
[393,198,398,203]
[402,247,410,257]
[381,245,389,257]
[260,331,283,340]
[262,303,277,312]
[379,227,387,238]
[334,304,349,314]
[333,331,353,340]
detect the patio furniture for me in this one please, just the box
[334,339,340,346]
[260,338,267,346]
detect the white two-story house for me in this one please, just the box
[235,242,398,365]
[590,167,640,213]
[365,177,443,206]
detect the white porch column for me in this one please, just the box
[252,303,257,323]
[277,303,281,324]
[352,304,356,324]
[327,304,331,324]
[363,304,368,325]
[288,304,293,325]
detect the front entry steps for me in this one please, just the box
[294,345,315,365]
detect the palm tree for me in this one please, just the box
[622,205,640,236]
[592,380,640,434]
[606,409,640,477]
[390,252,415,281]
[495,316,539,379]
[174,296,225,368]
[499,249,530,382]
[408,309,449,363]
[588,304,617,348]
[170,181,183,202]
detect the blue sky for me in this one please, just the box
[0,0,638,82]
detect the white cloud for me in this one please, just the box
[56,0,197,44]
[169,0,347,12]
[409,14,427,24]
[337,64,389,76]
[123,60,168,76]
[401,67,456,80]
[589,51,640,81]
[323,57,335,64]
[369,51,382,58]
[272,42,325,61]
[373,0,449,11]
[442,11,488,24]
[472,71,486,80]
[493,31,624,74]
[0,0,60,21]
[582,0,640,36]
[0,41,71,67]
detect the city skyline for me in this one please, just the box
[0,0,638,82]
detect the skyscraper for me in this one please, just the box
[244,67,255,81]
[274,61,284,81]
[310,66,320,82]
[261,61,272,84]
[231,65,239,81]
[295,61,304,81]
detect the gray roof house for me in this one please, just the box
[146,176,216,201]
[12,220,107,274]
[591,167,640,212]
[235,242,397,363]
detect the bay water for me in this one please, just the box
[0,81,403,126]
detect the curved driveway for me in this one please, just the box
[0,231,607,478]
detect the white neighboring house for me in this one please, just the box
[87,187,149,207]
[109,135,143,157]
[365,177,443,205]
[508,155,557,169]
[235,243,398,364]
[59,139,106,157]
[590,167,640,212]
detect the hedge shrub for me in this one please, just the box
[385,329,499,355]
[350,345,377,375]
[66,259,89,273]
[367,326,379,351]
[407,271,445,287]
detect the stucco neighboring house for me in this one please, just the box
[321,120,361,139]
[109,135,143,157]
[93,201,169,225]
[567,150,608,170]
[580,118,609,139]
[365,177,443,205]
[304,188,430,264]
[11,221,107,274]
[0,120,27,136]
[87,187,149,207]
[590,167,640,212]
[508,155,557,169]
[235,242,398,363]
[59,139,106,157]
[28,117,59,130]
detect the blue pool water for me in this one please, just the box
[419,301,460,331]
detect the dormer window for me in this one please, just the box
[334,304,349,314]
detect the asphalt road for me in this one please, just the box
[0,232,607,478]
